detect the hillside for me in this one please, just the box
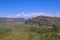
[0,20,60,40]
[0,16,60,40]
[25,16,60,27]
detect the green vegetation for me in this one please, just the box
[0,16,60,40]
[0,21,59,40]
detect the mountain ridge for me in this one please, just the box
[25,16,60,27]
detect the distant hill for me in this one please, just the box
[0,17,26,23]
[25,16,60,27]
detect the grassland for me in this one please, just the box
[0,21,60,40]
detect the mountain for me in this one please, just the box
[0,16,60,27]
[25,16,60,27]
[0,17,26,23]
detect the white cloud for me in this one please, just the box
[5,12,60,18]
[15,12,49,18]
[55,13,60,17]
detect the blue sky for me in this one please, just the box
[0,0,60,17]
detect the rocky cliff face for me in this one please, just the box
[25,16,60,27]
